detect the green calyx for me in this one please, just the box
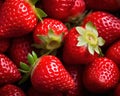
[33,29,63,51]
[19,51,38,84]
[75,22,105,55]
[26,0,47,21]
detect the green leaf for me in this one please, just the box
[76,27,85,35]
[20,62,30,71]
[37,34,48,44]
[77,36,87,46]
[98,37,105,46]
[94,46,100,54]
[18,73,30,85]
[27,53,35,65]
[18,69,29,73]
[88,44,94,55]
[32,51,38,61]
[35,8,47,21]
[85,22,98,37]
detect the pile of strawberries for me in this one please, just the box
[0,0,120,96]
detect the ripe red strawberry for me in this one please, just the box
[31,54,75,93]
[0,38,10,53]
[41,0,86,21]
[105,40,120,68]
[33,18,68,54]
[0,84,25,96]
[9,34,33,67]
[82,11,120,47]
[85,0,120,12]
[19,52,75,93]
[62,22,105,65]
[0,54,21,85]
[0,0,46,38]
[83,57,119,93]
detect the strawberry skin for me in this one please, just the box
[0,0,38,38]
[33,18,68,43]
[62,27,100,65]
[9,35,33,67]
[31,55,75,93]
[41,0,86,21]
[85,0,120,11]
[33,18,68,52]
[82,11,120,47]
[83,57,119,93]
[0,84,25,96]
[106,40,120,68]
[0,54,21,85]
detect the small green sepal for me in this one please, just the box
[75,22,105,55]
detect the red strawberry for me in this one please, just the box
[33,18,68,54]
[82,11,120,47]
[0,54,21,85]
[0,0,46,38]
[31,55,75,93]
[9,34,33,67]
[62,22,105,65]
[0,38,10,53]
[83,57,119,93]
[19,52,75,94]
[105,40,120,68]
[0,84,25,96]
[41,0,86,21]
[85,0,120,12]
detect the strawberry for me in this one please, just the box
[62,22,105,65]
[82,11,120,47]
[31,54,75,93]
[19,52,75,94]
[0,0,46,38]
[40,0,86,21]
[9,34,33,67]
[83,57,119,93]
[0,84,25,96]
[105,40,120,68]
[0,54,21,85]
[0,38,10,53]
[85,0,120,12]
[33,18,68,55]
